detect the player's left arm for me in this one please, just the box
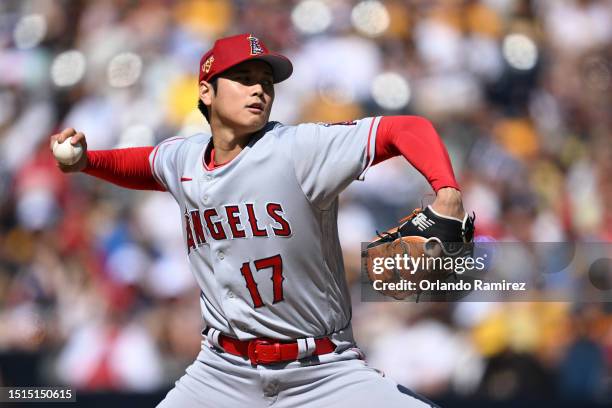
[373,116,465,219]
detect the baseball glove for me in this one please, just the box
[363,206,475,301]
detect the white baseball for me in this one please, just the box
[52,137,84,165]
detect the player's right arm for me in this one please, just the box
[49,128,165,191]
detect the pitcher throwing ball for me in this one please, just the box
[50,33,472,407]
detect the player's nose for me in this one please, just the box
[250,83,264,97]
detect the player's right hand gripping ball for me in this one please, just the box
[52,137,84,165]
[363,206,475,300]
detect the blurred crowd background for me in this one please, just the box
[0,0,611,406]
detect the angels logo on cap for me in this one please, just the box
[198,33,293,84]
[247,34,264,56]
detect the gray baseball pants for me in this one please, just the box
[157,340,439,408]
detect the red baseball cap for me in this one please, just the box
[199,33,293,84]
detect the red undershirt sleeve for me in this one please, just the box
[83,147,166,191]
[373,116,459,192]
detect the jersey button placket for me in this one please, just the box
[216,250,224,260]
[200,174,213,205]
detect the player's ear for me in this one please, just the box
[200,81,214,107]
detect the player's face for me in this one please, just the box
[205,60,275,135]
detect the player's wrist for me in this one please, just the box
[431,187,465,220]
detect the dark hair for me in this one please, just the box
[198,77,218,123]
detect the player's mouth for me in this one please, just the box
[246,103,264,114]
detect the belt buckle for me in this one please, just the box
[247,339,281,365]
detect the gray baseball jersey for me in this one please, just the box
[149,117,380,342]
[152,118,439,408]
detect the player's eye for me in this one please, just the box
[233,75,249,83]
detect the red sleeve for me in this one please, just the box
[83,147,166,191]
[373,116,459,192]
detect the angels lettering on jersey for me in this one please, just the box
[183,202,292,253]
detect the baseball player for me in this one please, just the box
[51,33,468,407]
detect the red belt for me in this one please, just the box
[213,332,336,365]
